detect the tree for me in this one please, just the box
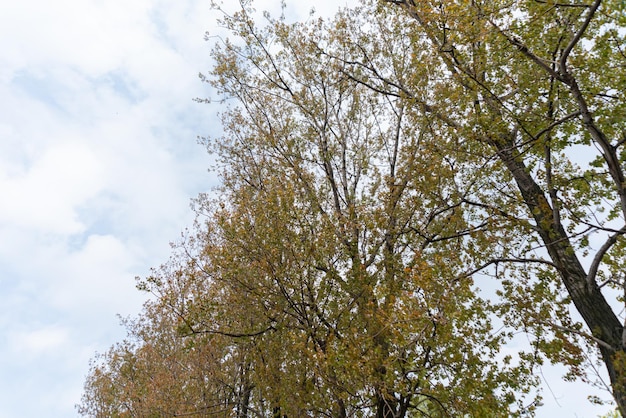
[351,0,626,413]
[80,0,626,415]
[80,1,550,416]
[78,253,261,418]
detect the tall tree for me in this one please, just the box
[80,1,547,416]
[340,0,626,413]
[193,2,549,414]
[81,0,626,415]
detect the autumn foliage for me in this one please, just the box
[79,0,626,416]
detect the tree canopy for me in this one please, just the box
[79,0,626,416]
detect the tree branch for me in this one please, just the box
[190,324,276,338]
[559,0,602,71]
[492,24,562,81]
[534,111,582,139]
[535,319,615,352]
[586,225,626,287]
[533,0,592,7]
[459,257,558,280]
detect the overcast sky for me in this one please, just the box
[0,1,615,417]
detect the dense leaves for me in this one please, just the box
[79,0,626,416]
[372,0,626,413]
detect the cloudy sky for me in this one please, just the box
[0,0,614,417]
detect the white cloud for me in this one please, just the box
[0,1,215,417]
[51,235,138,307]
[0,0,154,77]
[9,325,70,356]
[0,141,104,234]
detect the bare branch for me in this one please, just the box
[459,257,558,280]
[536,319,615,352]
[587,225,626,287]
[492,24,562,80]
[534,111,582,139]
[559,0,602,70]
[533,0,591,7]
[190,324,276,338]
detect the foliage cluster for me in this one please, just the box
[79,0,626,416]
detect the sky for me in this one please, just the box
[0,0,616,417]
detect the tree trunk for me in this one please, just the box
[493,137,626,414]
[376,391,398,418]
